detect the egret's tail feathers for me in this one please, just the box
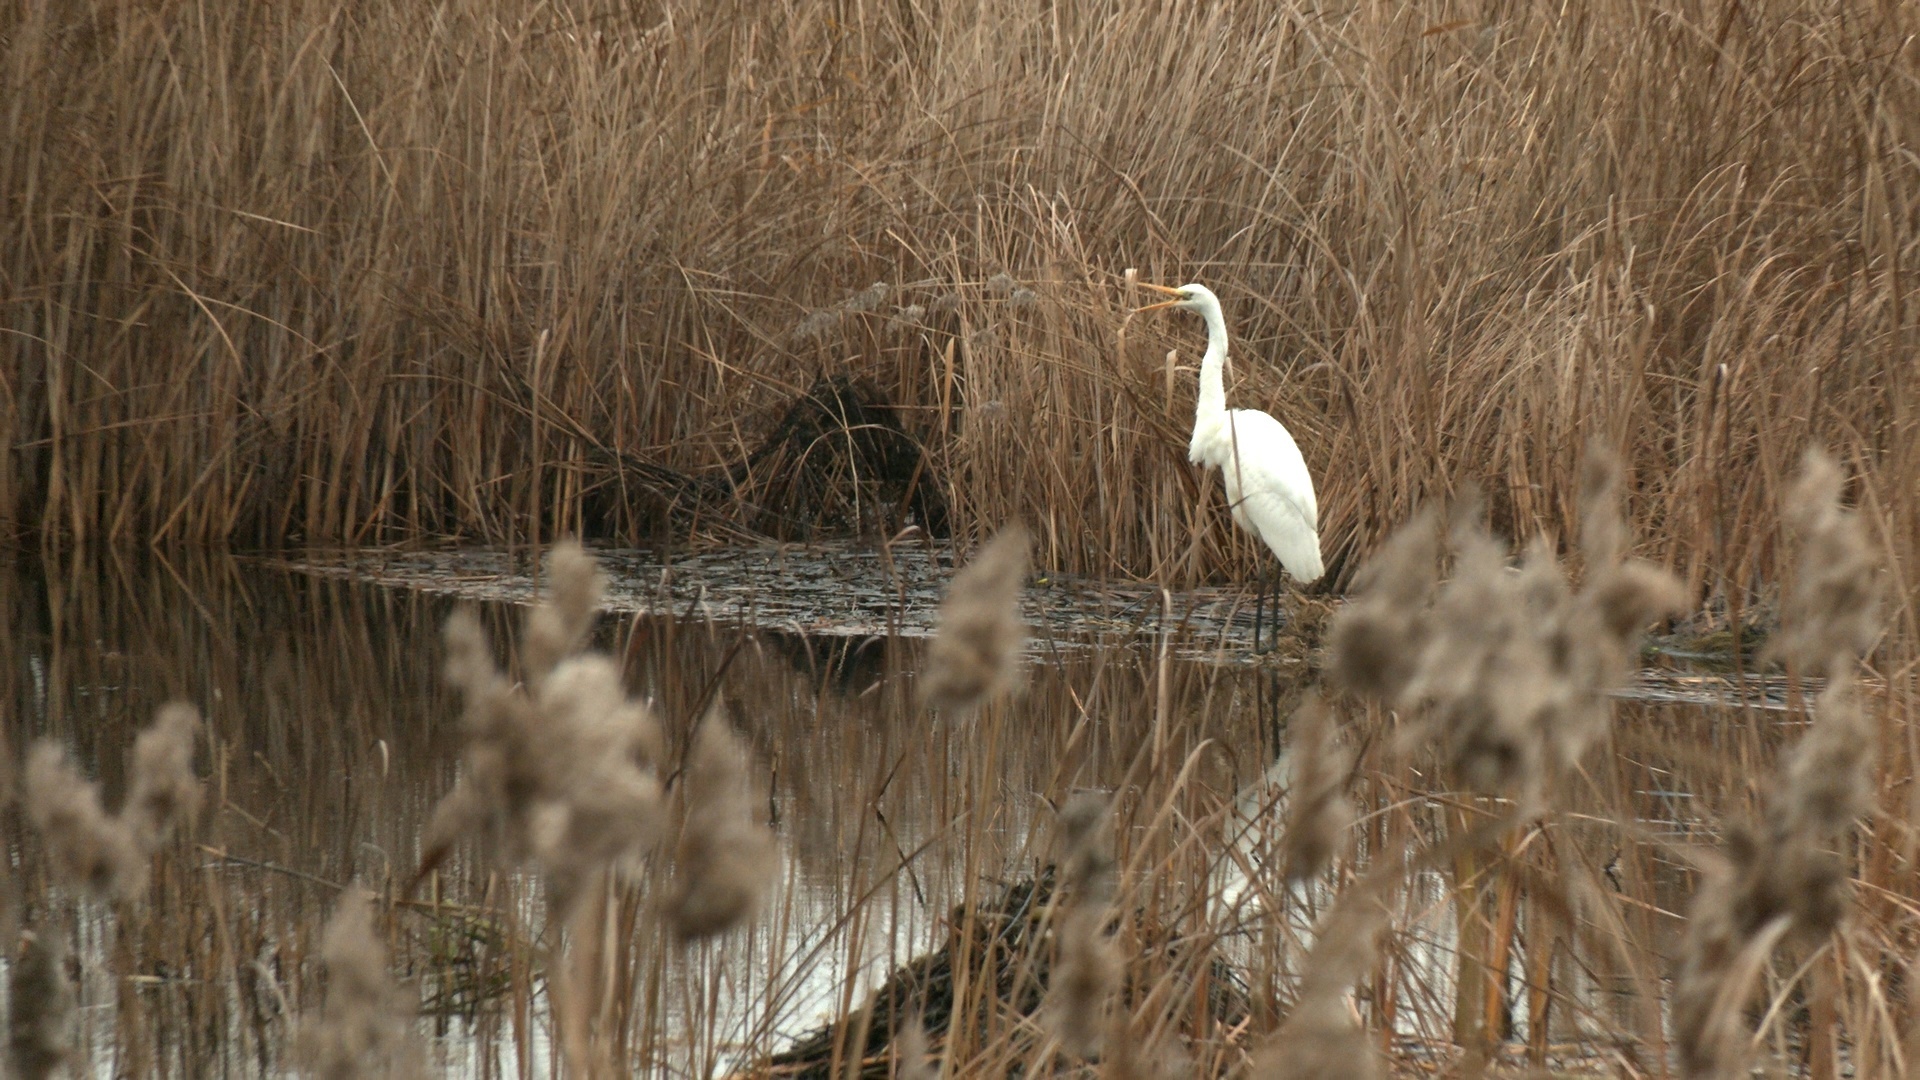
[1276,533,1325,583]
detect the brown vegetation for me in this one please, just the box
[2,0,1913,620]
[3,0,1919,1073]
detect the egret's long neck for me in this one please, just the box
[1195,302,1229,424]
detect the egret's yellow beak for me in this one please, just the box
[1134,282,1186,313]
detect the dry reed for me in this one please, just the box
[665,705,778,941]
[296,887,425,1080]
[1673,450,1884,1078]
[20,703,202,898]
[921,524,1030,718]
[6,930,76,1080]
[4,0,1913,627]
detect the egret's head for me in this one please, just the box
[1135,282,1219,315]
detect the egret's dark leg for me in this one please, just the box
[1252,564,1277,654]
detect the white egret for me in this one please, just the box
[1137,282,1323,645]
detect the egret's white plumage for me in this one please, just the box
[1139,282,1324,583]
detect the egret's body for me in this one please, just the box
[1140,282,1324,598]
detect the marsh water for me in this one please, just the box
[1,543,1771,1076]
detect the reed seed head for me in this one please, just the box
[1330,456,1680,803]
[1325,506,1438,700]
[7,930,76,1080]
[1767,449,1882,679]
[297,888,424,1080]
[1278,695,1355,884]
[523,540,606,688]
[1249,893,1387,1080]
[921,524,1030,717]
[123,703,203,851]
[421,546,669,920]
[1048,792,1120,1060]
[665,706,776,940]
[22,742,146,898]
[895,1014,936,1080]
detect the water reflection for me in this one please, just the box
[1,547,1760,1076]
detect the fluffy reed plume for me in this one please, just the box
[894,1014,936,1080]
[1277,695,1355,883]
[1047,793,1121,1059]
[21,742,146,897]
[921,524,1030,717]
[1673,450,1882,1079]
[1326,456,1681,803]
[297,888,424,1080]
[7,930,76,1080]
[1247,892,1387,1080]
[122,704,204,850]
[1324,506,1439,700]
[664,706,777,940]
[21,704,203,898]
[420,541,666,919]
[1769,450,1883,680]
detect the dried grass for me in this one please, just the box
[7,0,1910,619]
